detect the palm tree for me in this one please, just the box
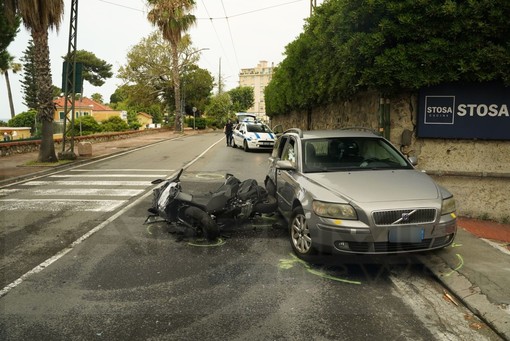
[1,54,22,118]
[147,0,196,132]
[5,0,64,162]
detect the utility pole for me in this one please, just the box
[60,0,79,160]
[310,0,317,16]
[218,57,222,94]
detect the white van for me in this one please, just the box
[235,112,258,123]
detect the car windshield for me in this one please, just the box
[301,137,412,173]
[247,124,272,133]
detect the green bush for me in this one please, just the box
[185,117,207,129]
[8,110,36,128]
[101,116,130,132]
[74,115,101,135]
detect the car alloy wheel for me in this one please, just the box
[290,207,313,256]
[243,140,250,152]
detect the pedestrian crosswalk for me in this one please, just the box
[0,169,173,212]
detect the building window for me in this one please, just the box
[59,111,65,121]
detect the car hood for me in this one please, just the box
[306,170,440,203]
[248,132,275,140]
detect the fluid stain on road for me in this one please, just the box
[187,238,227,247]
[279,253,362,285]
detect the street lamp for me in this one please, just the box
[192,107,197,130]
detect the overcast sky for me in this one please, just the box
[1,0,321,121]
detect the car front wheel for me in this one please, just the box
[289,207,315,258]
[243,140,250,152]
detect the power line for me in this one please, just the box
[98,0,305,20]
[220,0,240,71]
[198,0,303,20]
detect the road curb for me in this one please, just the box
[418,253,510,340]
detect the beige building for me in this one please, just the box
[238,60,274,122]
[53,97,123,123]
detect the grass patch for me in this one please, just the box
[24,160,74,167]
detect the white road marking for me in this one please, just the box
[49,174,166,178]
[70,169,174,172]
[30,188,144,196]
[0,199,125,212]
[0,189,20,196]
[22,180,150,186]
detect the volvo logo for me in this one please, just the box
[392,210,417,224]
[401,213,410,222]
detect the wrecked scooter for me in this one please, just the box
[145,169,277,240]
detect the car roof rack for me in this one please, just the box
[283,128,303,137]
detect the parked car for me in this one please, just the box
[232,122,276,152]
[265,128,457,257]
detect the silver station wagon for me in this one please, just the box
[265,128,457,257]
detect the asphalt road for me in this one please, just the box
[0,132,503,340]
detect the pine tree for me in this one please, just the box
[20,39,38,109]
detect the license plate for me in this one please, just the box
[260,142,272,145]
[388,227,424,243]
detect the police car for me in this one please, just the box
[232,121,276,152]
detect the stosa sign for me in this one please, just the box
[457,104,509,117]
[418,83,510,140]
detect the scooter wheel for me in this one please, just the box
[254,194,278,214]
[184,207,219,240]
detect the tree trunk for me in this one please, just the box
[171,43,182,132]
[4,70,16,118]
[32,29,58,163]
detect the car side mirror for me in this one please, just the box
[276,160,295,170]
[407,156,418,166]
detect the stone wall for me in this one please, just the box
[269,91,510,223]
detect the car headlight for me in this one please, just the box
[441,196,456,215]
[312,201,357,220]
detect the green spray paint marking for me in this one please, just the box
[188,238,226,247]
[279,253,361,285]
[444,253,464,277]
[451,242,463,248]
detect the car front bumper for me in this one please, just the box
[247,140,274,149]
[311,214,457,254]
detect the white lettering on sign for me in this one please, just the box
[457,104,509,117]
[427,106,454,114]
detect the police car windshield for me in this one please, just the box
[247,124,271,133]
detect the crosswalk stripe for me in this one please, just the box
[70,169,174,172]
[30,188,145,196]
[0,189,20,196]
[49,174,166,178]
[22,181,150,186]
[0,199,126,212]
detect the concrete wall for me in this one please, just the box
[269,91,510,223]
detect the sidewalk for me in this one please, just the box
[1,130,509,339]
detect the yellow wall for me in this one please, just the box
[93,111,122,122]
[137,114,153,129]
[1,127,31,140]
